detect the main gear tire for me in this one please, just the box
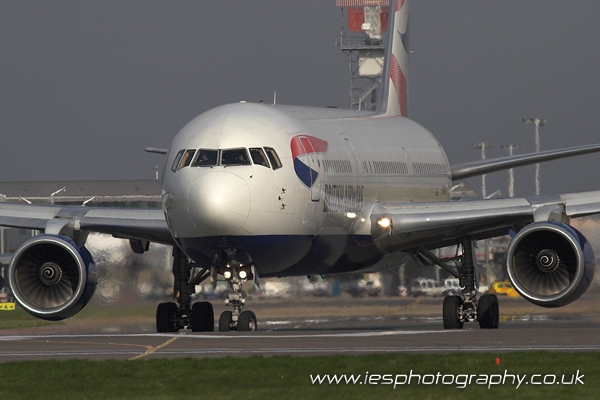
[191,301,214,332]
[478,294,499,329]
[443,296,464,330]
[156,302,178,333]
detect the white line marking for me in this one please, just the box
[0,329,462,341]
[1,345,600,358]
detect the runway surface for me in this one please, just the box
[1,295,600,361]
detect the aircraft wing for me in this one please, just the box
[0,203,174,245]
[450,143,600,180]
[370,190,600,252]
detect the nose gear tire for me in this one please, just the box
[238,310,257,331]
[219,311,233,332]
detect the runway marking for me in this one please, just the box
[142,345,600,355]
[27,339,148,349]
[500,315,549,321]
[128,336,178,360]
[0,329,462,342]
[2,345,600,359]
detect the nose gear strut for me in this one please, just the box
[218,249,257,332]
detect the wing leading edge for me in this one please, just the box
[370,190,600,253]
[450,143,600,180]
[0,203,174,245]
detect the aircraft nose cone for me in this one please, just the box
[187,172,250,235]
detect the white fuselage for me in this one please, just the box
[162,102,451,277]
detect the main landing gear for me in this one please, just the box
[416,236,499,330]
[156,247,214,333]
[155,247,258,333]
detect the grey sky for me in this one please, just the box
[1,1,599,198]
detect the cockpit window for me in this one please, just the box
[171,149,186,172]
[249,148,270,168]
[264,147,282,170]
[221,148,251,166]
[178,149,196,170]
[192,149,218,167]
[173,147,280,171]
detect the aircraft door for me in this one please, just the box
[401,146,414,202]
[343,137,361,185]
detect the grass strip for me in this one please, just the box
[0,307,57,329]
[0,303,157,330]
[0,352,596,399]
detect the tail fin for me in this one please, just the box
[377,0,410,116]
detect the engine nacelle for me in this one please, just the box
[507,222,595,308]
[8,235,97,321]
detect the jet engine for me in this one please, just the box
[506,222,594,308]
[8,235,97,320]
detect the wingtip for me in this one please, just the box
[145,147,168,155]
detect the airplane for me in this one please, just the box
[1,0,600,332]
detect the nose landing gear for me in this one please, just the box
[218,249,258,332]
[155,247,259,333]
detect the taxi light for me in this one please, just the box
[345,212,357,219]
[377,217,391,228]
[239,270,247,279]
[224,271,232,279]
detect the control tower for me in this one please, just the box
[335,1,389,111]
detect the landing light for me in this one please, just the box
[377,217,391,228]
[345,212,357,219]
[239,270,247,279]
[224,271,232,279]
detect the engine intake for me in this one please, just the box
[507,222,594,307]
[8,235,97,320]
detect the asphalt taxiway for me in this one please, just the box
[1,294,599,361]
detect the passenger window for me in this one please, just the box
[178,149,196,170]
[264,147,282,170]
[171,149,186,172]
[192,149,218,167]
[221,148,251,166]
[249,148,270,168]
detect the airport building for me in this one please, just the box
[0,179,161,252]
[0,180,161,207]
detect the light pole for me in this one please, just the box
[474,142,493,199]
[82,196,96,206]
[485,190,502,199]
[50,187,66,204]
[500,144,521,197]
[523,118,547,195]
